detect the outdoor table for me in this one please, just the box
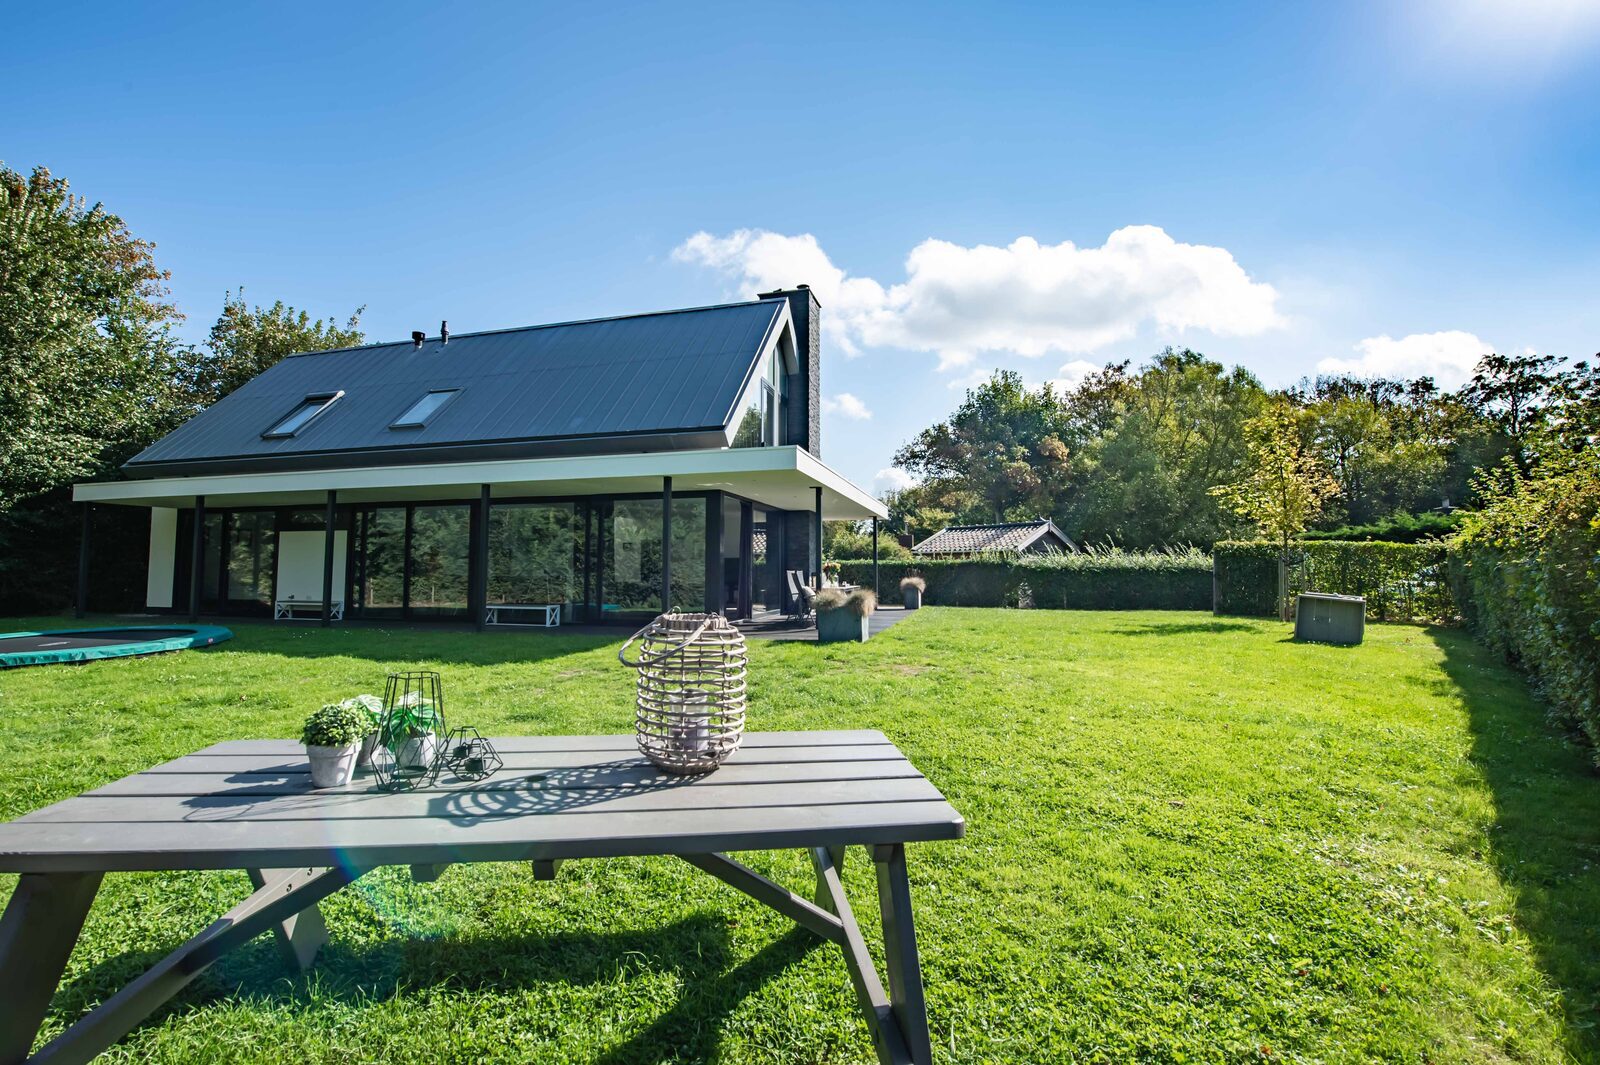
[0,730,962,1065]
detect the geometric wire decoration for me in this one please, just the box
[442,725,503,783]
[371,671,447,792]
[618,612,747,775]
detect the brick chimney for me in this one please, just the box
[757,285,821,457]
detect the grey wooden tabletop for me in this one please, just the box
[0,730,964,874]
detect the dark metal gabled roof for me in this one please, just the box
[126,299,788,477]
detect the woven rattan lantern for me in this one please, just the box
[619,613,747,774]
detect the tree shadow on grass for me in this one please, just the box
[189,615,621,668]
[52,911,821,1064]
[1430,625,1600,1059]
[1110,620,1260,637]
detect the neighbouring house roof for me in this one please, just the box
[125,299,789,477]
[912,519,1075,556]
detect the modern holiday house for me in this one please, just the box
[71,287,887,627]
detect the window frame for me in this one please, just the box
[261,391,344,439]
[389,388,461,430]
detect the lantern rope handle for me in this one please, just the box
[618,615,715,669]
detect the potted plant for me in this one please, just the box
[338,694,384,767]
[901,574,925,610]
[816,588,876,643]
[383,689,444,770]
[822,561,842,586]
[301,701,370,788]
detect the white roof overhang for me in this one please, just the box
[74,445,888,520]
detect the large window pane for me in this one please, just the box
[670,498,706,612]
[356,508,405,618]
[600,497,706,616]
[409,505,470,617]
[226,511,275,608]
[488,503,578,620]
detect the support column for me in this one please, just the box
[872,517,880,602]
[189,496,205,621]
[76,504,92,619]
[813,486,824,590]
[472,484,491,630]
[738,501,754,619]
[661,476,673,613]
[321,490,336,627]
[704,491,723,616]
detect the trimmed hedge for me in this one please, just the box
[1451,464,1600,760]
[1214,540,1456,623]
[830,548,1212,611]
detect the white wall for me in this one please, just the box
[146,508,177,609]
[276,531,348,603]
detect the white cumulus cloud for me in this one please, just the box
[1318,331,1490,390]
[821,392,872,420]
[874,468,916,493]
[673,226,1283,369]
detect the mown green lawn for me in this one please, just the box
[0,609,1596,1063]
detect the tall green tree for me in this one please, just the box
[1456,351,1574,471]
[1211,400,1339,618]
[1062,349,1266,546]
[1292,375,1448,524]
[893,370,1073,524]
[183,289,365,406]
[0,164,187,510]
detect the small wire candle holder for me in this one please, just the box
[371,671,447,791]
[442,726,503,782]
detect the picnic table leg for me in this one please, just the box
[873,844,933,1065]
[26,865,359,1065]
[0,872,103,1065]
[245,868,330,972]
[810,847,913,1065]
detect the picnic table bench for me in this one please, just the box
[0,730,962,1065]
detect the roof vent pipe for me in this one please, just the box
[411,331,425,349]
[440,320,449,345]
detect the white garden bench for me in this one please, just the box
[483,603,561,627]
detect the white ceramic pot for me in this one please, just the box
[903,587,922,610]
[306,744,359,789]
[396,733,441,770]
[356,731,379,768]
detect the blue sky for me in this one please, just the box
[8,0,1599,494]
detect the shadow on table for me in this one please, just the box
[1430,625,1600,1059]
[50,913,819,1064]
[429,759,703,817]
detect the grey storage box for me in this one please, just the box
[1294,592,1366,645]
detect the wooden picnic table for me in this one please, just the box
[0,731,962,1065]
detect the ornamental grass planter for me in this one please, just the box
[817,608,870,643]
[306,744,359,789]
[816,588,877,643]
[900,576,925,610]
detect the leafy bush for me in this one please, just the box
[1214,540,1455,623]
[832,548,1210,610]
[1451,452,1600,761]
[1302,511,1462,543]
[301,702,370,748]
[1017,545,1212,610]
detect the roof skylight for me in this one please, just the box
[262,392,342,439]
[390,388,460,429]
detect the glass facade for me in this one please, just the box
[488,502,580,621]
[730,349,785,448]
[177,491,762,625]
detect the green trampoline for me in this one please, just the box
[0,625,233,669]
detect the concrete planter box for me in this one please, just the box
[903,587,922,610]
[817,608,870,643]
[1294,592,1366,645]
[306,744,359,789]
